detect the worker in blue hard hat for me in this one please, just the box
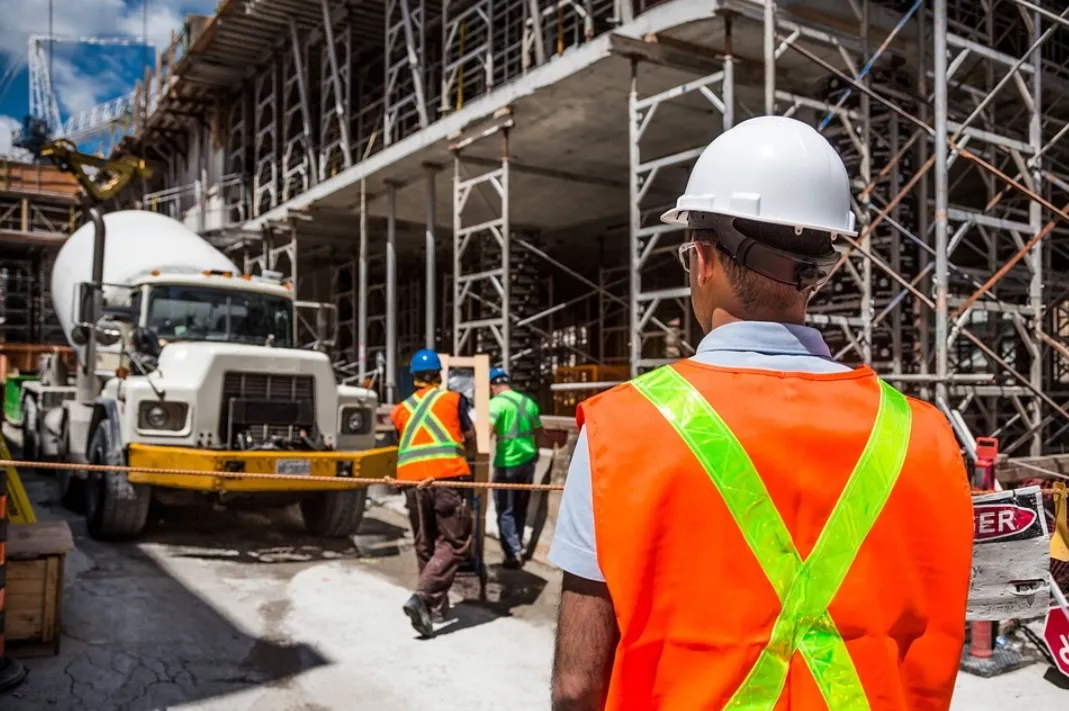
[488,367,543,568]
[390,348,476,638]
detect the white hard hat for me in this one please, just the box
[661,116,857,237]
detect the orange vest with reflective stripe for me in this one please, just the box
[579,361,973,711]
[390,386,470,482]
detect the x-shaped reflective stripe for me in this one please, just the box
[398,391,463,465]
[632,367,911,711]
[498,391,536,440]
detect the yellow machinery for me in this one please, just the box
[40,139,151,204]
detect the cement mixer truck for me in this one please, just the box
[19,209,395,540]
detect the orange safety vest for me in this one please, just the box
[390,386,470,482]
[579,361,973,711]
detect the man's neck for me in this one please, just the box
[708,308,805,331]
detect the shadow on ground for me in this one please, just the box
[139,502,408,565]
[2,453,336,711]
[435,564,550,638]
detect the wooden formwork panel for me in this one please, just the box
[0,160,80,199]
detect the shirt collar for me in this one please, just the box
[696,321,834,359]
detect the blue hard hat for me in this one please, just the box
[409,349,442,374]
[489,367,510,384]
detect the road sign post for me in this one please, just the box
[1044,606,1069,678]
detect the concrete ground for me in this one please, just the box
[3,469,559,711]
[1,435,1066,709]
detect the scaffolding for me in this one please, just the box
[108,0,1069,461]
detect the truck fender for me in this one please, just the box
[89,398,125,463]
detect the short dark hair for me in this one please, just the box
[413,371,442,385]
[688,218,834,310]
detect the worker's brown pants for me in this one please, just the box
[405,483,473,614]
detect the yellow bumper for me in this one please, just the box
[126,443,398,492]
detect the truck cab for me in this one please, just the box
[21,211,395,541]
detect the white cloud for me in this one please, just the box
[0,114,32,160]
[0,0,217,121]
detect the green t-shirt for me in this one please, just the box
[489,390,542,468]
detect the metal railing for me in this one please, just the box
[142,174,248,233]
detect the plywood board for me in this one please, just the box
[7,520,75,558]
[967,486,1052,621]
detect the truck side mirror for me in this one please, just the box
[132,327,162,358]
[70,324,90,346]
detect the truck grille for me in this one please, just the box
[219,372,317,445]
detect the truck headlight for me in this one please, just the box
[138,401,189,431]
[341,406,372,435]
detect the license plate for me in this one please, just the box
[276,458,311,475]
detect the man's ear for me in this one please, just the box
[695,242,718,287]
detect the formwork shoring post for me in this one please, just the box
[859,0,873,365]
[764,0,775,115]
[386,182,399,404]
[915,3,930,401]
[1027,7,1044,456]
[627,60,641,378]
[358,178,369,379]
[933,0,950,411]
[425,163,437,349]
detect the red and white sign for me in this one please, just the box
[972,504,1038,542]
[1045,607,1069,678]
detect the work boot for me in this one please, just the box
[502,552,523,570]
[403,594,435,638]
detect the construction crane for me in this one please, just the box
[4,34,149,158]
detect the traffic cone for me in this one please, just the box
[0,464,27,693]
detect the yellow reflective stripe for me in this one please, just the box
[632,367,911,710]
[398,390,464,466]
[398,391,437,451]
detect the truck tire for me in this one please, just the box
[58,415,86,513]
[300,487,368,538]
[85,423,151,541]
[20,395,39,467]
[59,466,87,513]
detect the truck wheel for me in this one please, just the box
[300,487,368,538]
[59,467,87,513]
[85,423,151,541]
[20,395,39,467]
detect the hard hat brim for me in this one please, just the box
[660,206,858,238]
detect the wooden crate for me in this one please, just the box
[5,520,75,657]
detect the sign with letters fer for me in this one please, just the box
[967,486,1050,621]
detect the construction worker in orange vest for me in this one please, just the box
[391,348,475,638]
[548,116,974,710]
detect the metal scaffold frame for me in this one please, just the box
[104,0,1069,458]
[451,116,512,370]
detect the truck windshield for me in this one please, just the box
[146,285,294,347]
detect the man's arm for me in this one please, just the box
[457,394,477,457]
[549,427,616,710]
[530,397,545,447]
[552,573,618,711]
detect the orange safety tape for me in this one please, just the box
[0,460,1062,496]
[0,460,565,492]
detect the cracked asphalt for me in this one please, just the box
[2,469,560,711]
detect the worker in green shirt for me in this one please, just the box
[488,367,543,568]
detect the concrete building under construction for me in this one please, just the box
[49,0,1069,463]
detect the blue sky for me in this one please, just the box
[0,0,216,157]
